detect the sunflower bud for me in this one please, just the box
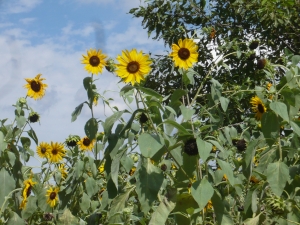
[18,97,27,104]
[105,58,116,72]
[160,164,167,171]
[65,135,80,147]
[247,53,256,60]
[233,139,246,151]
[257,58,267,70]
[139,113,148,124]
[249,40,259,50]
[28,112,40,123]
[184,138,198,156]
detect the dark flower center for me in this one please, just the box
[52,149,58,155]
[257,104,265,113]
[50,192,56,200]
[29,114,39,123]
[26,186,32,197]
[89,56,100,67]
[178,48,190,60]
[83,138,91,146]
[31,81,41,92]
[127,62,140,73]
[41,147,46,154]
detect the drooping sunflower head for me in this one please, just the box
[170,38,198,70]
[36,142,51,159]
[65,135,80,147]
[58,164,68,179]
[115,49,152,85]
[184,138,198,156]
[24,74,48,100]
[22,178,36,199]
[29,111,40,123]
[250,96,267,120]
[46,187,59,208]
[77,136,95,151]
[81,49,107,74]
[49,142,66,163]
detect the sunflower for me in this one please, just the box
[204,200,213,212]
[129,166,136,176]
[36,142,51,159]
[20,198,27,209]
[20,178,36,209]
[98,162,105,174]
[46,187,59,207]
[115,49,151,85]
[58,164,68,179]
[24,74,48,100]
[250,96,267,120]
[49,142,66,163]
[77,136,95,151]
[170,38,198,69]
[81,49,107,74]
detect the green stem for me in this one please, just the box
[0,188,22,215]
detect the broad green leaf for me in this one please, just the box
[136,158,164,214]
[21,137,31,149]
[71,102,85,122]
[111,154,121,190]
[22,196,37,219]
[119,109,143,136]
[270,102,289,122]
[0,131,6,153]
[292,55,300,66]
[180,105,195,121]
[243,214,261,225]
[170,89,187,103]
[85,177,97,197]
[5,151,16,166]
[74,160,84,178]
[211,191,234,225]
[266,162,289,196]
[85,118,98,140]
[191,177,214,211]
[108,186,135,224]
[139,86,163,101]
[163,120,191,135]
[261,111,279,146]
[120,85,134,94]
[58,209,78,225]
[196,138,212,162]
[217,159,235,185]
[211,78,222,103]
[83,77,92,90]
[138,133,164,158]
[7,212,24,225]
[219,97,230,112]
[0,168,15,206]
[103,111,123,135]
[290,121,300,137]
[242,139,259,178]
[27,129,38,145]
[165,105,177,116]
[16,116,26,128]
[149,187,177,225]
[79,192,91,211]
[173,193,198,225]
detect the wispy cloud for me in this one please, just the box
[19,17,36,25]
[4,0,42,14]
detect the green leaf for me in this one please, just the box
[290,121,300,137]
[217,159,235,185]
[292,55,300,66]
[191,177,214,211]
[103,111,124,135]
[7,212,24,225]
[71,102,86,122]
[74,160,84,178]
[79,192,91,211]
[85,118,98,140]
[180,105,195,121]
[136,158,164,214]
[118,109,143,137]
[219,97,230,112]
[108,186,135,224]
[138,133,165,158]
[58,209,78,225]
[120,85,134,94]
[83,77,92,90]
[270,102,289,122]
[5,151,16,166]
[139,86,163,101]
[261,111,279,146]
[266,162,289,196]
[149,187,177,225]
[85,177,97,197]
[0,131,6,153]
[27,129,38,145]
[163,120,191,136]
[22,196,37,219]
[170,89,187,103]
[21,137,31,149]
[0,168,15,206]
[196,138,212,163]
[16,116,26,128]
[111,154,121,190]
[212,191,234,225]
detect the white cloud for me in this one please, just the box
[4,0,42,14]
[19,17,36,25]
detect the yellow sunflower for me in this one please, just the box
[81,49,107,74]
[77,136,95,151]
[46,187,59,207]
[169,38,198,69]
[49,142,66,163]
[115,49,151,85]
[98,162,105,174]
[58,164,68,179]
[204,200,213,212]
[20,198,27,209]
[24,74,48,100]
[250,96,267,120]
[129,166,136,176]
[20,178,36,209]
[36,142,51,159]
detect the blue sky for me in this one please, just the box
[0,0,166,148]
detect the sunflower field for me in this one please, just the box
[1,0,300,224]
